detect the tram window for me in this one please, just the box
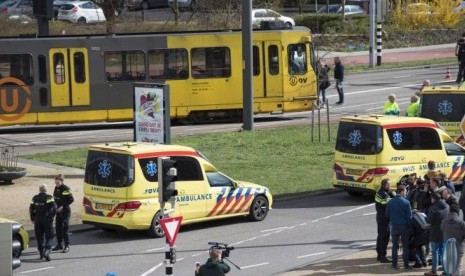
[288,43,307,75]
[73,52,86,83]
[148,48,188,80]
[38,55,47,83]
[253,46,260,76]
[53,53,65,84]
[104,50,145,82]
[191,47,231,79]
[268,45,279,75]
[0,54,34,84]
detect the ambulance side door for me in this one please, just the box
[205,172,237,218]
[173,156,209,219]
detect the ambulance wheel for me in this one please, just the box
[148,211,165,238]
[347,190,363,196]
[249,195,269,221]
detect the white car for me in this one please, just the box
[252,8,295,28]
[57,1,106,24]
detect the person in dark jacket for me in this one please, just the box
[317,60,331,108]
[441,204,465,276]
[411,210,429,268]
[459,182,465,222]
[425,192,450,276]
[197,248,230,276]
[52,174,74,253]
[30,184,56,261]
[333,56,344,105]
[443,188,458,207]
[375,178,393,263]
[386,185,412,270]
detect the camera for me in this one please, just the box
[208,242,235,258]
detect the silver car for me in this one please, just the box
[317,4,366,15]
[125,0,167,10]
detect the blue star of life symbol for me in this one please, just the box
[393,131,403,145]
[438,100,453,115]
[348,130,362,146]
[98,160,112,178]
[146,161,157,176]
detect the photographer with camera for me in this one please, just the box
[196,247,231,276]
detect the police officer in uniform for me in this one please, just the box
[30,184,56,261]
[52,174,74,253]
[375,178,393,263]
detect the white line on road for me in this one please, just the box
[140,262,163,276]
[146,247,165,252]
[355,242,376,248]
[312,203,374,222]
[240,262,270,269]
[20,267,54,274]
[192,252,207,257]
[297,252,327,259]
[260,226,289,232]
[363,212,377,216]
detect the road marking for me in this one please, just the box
[146,247,165,252]
[297,252,327,259]
[240,262,270,269]
[355,242,376,248]
[312,203,374,222]
[140,262,163,276]
[192,252,207,257]
[20,267,54,274]
[363,212,376,216]
[260,226,289,232]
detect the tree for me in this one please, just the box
[94,0,123,33]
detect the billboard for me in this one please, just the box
[133,83,170,144]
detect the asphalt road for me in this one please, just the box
[15,191,376,276]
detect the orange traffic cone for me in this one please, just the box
[445,67,451,80]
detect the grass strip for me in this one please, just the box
[21,125,339,196]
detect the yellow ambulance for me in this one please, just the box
[81,142,272,237]
[419,85,465,142]
[333,115,465,195]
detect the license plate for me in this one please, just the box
[95,203,113,210]
[346,168,365,175]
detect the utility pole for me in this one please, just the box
[242,0,253,131]
[369,0,375,68]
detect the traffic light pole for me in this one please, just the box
[157,157,178,275]
[0,222,21,276]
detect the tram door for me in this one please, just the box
[253,41,283,98]
[49,48,90,107]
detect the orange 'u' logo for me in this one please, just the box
[0,77,32,121]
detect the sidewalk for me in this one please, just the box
[282,247,445,276]
[318,43,456,66]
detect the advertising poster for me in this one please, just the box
[133,83,170,144]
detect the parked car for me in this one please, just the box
[126,0,167,10]
[317,4,366,15]
[252,8,295,28]
[0,218,29,258]
[57,1,106,24]
[2,0,33,17]
[53,0,87,18]
[168,0,195,11]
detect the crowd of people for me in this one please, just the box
[375,160,465,276]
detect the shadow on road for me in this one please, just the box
[273,191,373,209]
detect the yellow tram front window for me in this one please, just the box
[288,43,307,75]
